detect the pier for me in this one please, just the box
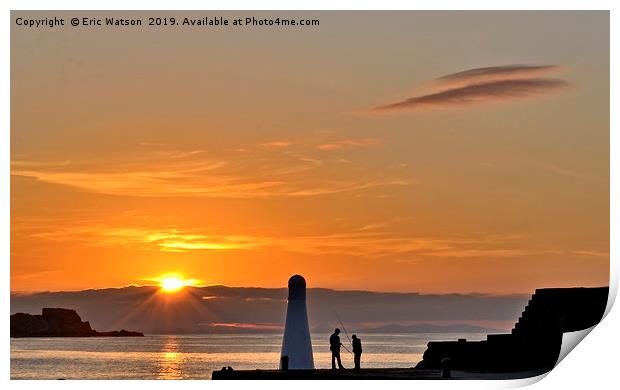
[212,286,608,380]
[212,367,550,380]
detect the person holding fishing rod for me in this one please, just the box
[332,314,364,370]
[329,328,346,370]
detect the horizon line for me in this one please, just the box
[10,283,607,297]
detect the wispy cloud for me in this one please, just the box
[372,64,568,113]
[15,217,608,260]
[11,148,409,198]
[28,225,262,253]
[13,218,566,259]
[425,249,529,258]
[258,141,292,148]
[317,138,382,151]
[11,269,62,280]
[525,159,587,179]
[573,250,609,258]
[274,232,529,258]
[358,218,400,231]
[435,64,564,87]
[20,224,497,256]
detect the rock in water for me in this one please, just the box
[10,308,144,337]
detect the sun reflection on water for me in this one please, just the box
[157,336,186,379]
[11,333,453,379]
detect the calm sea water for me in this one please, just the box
[11,333,487,379]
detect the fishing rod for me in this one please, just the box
[335,313,352,343]
[334,312,353,355]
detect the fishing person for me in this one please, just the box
[329,328,345,369]
[351,334,362,370]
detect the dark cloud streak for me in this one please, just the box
[371,64,568,113]
[436,64,562,84]
[374,78,568,112]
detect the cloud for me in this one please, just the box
[374,78,567,112]
[573,250,609,258]
[11,270,62,280]
[524,159,587,179]
[11,148,409,198]
[372,64,568,113]
[28,225,264,253]
[425,249,529,258]
[13,216,477,256]
[14,213,606,260]
[13,168,284,197]
[17,217,565,259]
[259,141,292,148]
[316,138,382,151]
[435,64,564,87]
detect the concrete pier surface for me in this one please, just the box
[212,367,549,380]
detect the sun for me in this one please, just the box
[153,274,201,293]
[161,277,185,293]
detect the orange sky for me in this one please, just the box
[10,11,609,293]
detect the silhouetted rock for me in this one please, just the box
[10,308,143,338]
[94,329,144,337]
[415,287,608,372]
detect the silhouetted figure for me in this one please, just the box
[280,355,289,371]
[441,358,451,378]
[352,334,362,370]
[330,328,345,369]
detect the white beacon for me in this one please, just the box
[280,274,314,369]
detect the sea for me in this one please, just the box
[11,333,488,379]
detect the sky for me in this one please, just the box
[11,11,609,294]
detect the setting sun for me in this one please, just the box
[155,274,201,293]
[161,277,185,292]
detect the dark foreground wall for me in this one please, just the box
[416,287,609,372]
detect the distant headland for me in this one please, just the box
[10,308,143,338]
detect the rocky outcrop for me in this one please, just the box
[10,308,143,338]
[416,287,608,372]
[94,329,144,337]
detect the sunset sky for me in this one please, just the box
[11,11,609,294]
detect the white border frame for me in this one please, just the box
[2,2,617,390]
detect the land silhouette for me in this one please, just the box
[11,308,143,337]
[11,285,526,334]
